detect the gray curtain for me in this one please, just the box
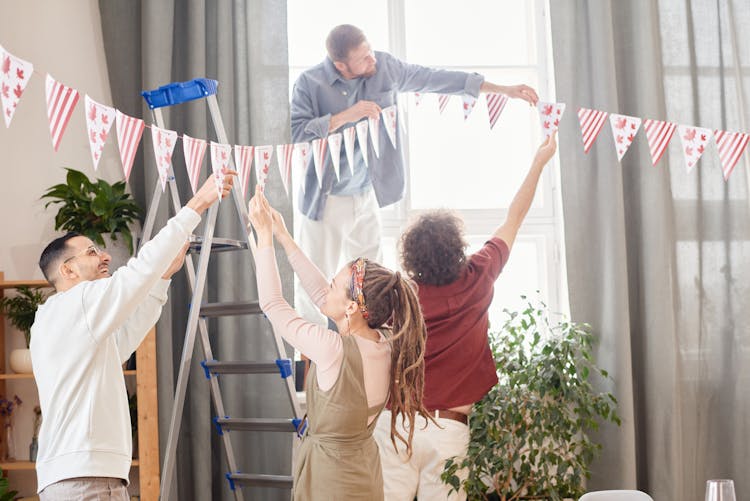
[98,1,293,500]
[550,1,750,500]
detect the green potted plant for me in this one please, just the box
[41,168,142,256]
[0,286,48,373]
[442,297,621,501]
[0,467,18,501]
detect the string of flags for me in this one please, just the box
[2,43,750,204]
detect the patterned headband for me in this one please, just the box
[350,257,369,320]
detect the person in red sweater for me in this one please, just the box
[374,132,558,500]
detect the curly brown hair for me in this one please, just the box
[347,259,432,456]
[399,210,468,286]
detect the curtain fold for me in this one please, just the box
[99,2,292,499]
[550,1,750,499]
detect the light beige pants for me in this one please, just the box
[39,477,128,501]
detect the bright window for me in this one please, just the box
[287,0,568,321]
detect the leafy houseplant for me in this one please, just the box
[442,297,621,501]
[0,286,48,348]
[0,467,18,501]
[42,168,142,254]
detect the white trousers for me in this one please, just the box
[374,410,470,500]
[296,190,383,326]
[39,477,129,501]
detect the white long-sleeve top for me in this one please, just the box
[255,247,391,417]
[30,207,200,492]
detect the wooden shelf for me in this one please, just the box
[1,459,140,471]
[0,280,51,290]
[0,370,137,380]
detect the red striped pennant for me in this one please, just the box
[45,74,79,151]
[115,110,145,181]
[342,126,356,175]
[210,142,232,200]
[577,108,609,154]
[327,133,343,181]
[355,120,369,167]
[276,144,294,196]
[713,130,750,181]
[643,119,677,166]
[84,95,116,171]
[438,94,451,114]
[1,47,34,128]
[462,95,477,121]
[254,145,274,192]
[150,126,178,192]
[485,93,508,130]
[233,144,254,197]
[183,134,207,195]
[311,138,328,187]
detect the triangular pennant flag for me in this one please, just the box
[115,110,144,181]
[381,105,398,148]
[276,144,294,196]
[462,95,477,121]
[414,92,422,107]
[210,142,232,199]
[45,74,80,152]
[643,119,677,166]
[84,95,116,171]
[537,101,565,139]
[368,116,381,158]
[609,113,642,161]
[355,120,369,168]
[311,138,328,187]
[485,93,508,130]
[438,94,451,114]
[233,144,254,197]
[677,125,711,173]
[293,142,311,193]
[254,145,274,192]
[714,130,750,181]
[327,133,343,181]
[150,126,178,192]
[577,107,609,154]
[397,94,408,136]
[342,126,357,175]
[0,48,33,128]
[182,134,207,195]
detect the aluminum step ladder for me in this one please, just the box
[138,78,303,501]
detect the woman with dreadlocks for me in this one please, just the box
[246,186,431,500]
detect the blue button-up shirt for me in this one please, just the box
[291,51,485,220]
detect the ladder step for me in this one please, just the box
[227,473,293,490]
[216,418,297,432]
[189,235,248,253]
[200,301,262,317]
[202,360,290,376]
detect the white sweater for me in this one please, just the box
[30,207,200,492]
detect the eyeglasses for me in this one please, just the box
[63,245,104,264]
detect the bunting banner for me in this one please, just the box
[677,125,711,173]
[462,95,477,121]
[276,143,294,195]
[182,134,207,195]
[233,144,254,197]
[486,93,508,130]
[537,101,565,139]
[327,132,343,181]
[414,92,422,106]
[1,47,33,128]
[293,142,311,193]
[254,145,274,192]
[150,126,178,192]
[115,110,144,181]
[342,126,356,175]
[438,94,451,114]
[714,130,750,181]
[355,120,369,167]
[210,141,232,199]
[368,116,380,158]
[311,137,327,187]
[609,113,642,161]
[381,105,398,148]
[577,107,609,154]
[643,119,677,166]
[84,95,115,171]
[45,74,79,151]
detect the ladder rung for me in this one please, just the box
[216,418,297,433]
[227,473,293,490]
[200,301,262,317]
[202,361,283,375]
[189,235,249,253]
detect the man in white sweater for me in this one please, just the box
[30,172,234,500]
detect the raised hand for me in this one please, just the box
[248,185,273,246]
[503,84,539,106]
[188,169,237,214]
[533,130,557,166]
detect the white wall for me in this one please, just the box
[0,1,124,496]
